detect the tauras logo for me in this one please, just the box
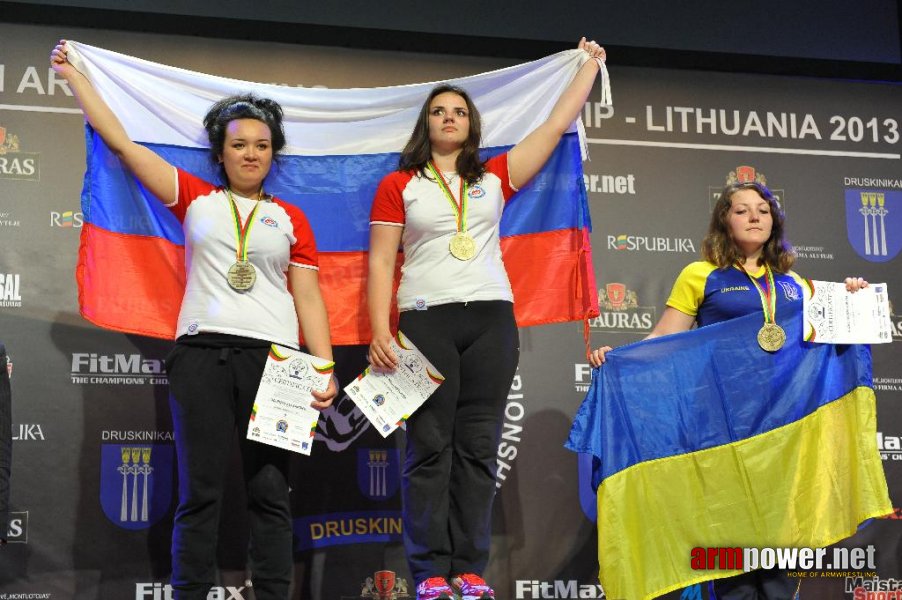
[71,353,168,385]
[516,580,606,599]
[12,423,45,441]
[136,583,246,599]
[0,125,40,181]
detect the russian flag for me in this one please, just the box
[68,41,599,345]
[567,303,893,600]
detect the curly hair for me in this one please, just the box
[701,181,795,272]
[202,94,286,184]
[399,84,485,185]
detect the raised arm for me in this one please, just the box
[288,266,337,409]
[50,40,176,205]
[367,224,403,370]
[507,37,606,190]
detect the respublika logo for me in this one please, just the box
[12,423,45,441]
[70,352,168,385]
[50,210,84,227]
[0,273,22,308]
[587,283,656,334]
[100,444,174,530]
[607,234,695,253]
[357,448,401,501]
[708,166,786,214]
[845,190,902,262]
[0,125,40,181]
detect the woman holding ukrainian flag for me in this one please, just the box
[51,41,337,600]
[366,37,607,600]
[589,180,872,599]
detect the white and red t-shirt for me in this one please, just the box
[166,168,318,348]
[369,153,516,311]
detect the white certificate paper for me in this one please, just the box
[803,280,893,344]
[247,345,334,455]
[344,331,444,438]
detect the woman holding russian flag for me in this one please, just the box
[589,181,868,599]
[51,41,337,600]
[366,38,606,600]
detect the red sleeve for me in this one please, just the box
[484,153,516,202]
[276,200,319,269]
[369,171,411,225]
[170,168,219,223]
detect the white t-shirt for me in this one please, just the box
[369,154,516,311]
[166,168,318,348]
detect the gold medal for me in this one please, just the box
[227,260,256,291]
[757,322,785,352]
[449,232,476,261]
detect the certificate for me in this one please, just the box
[344,331,444,438]
[247,345,334,455]
[803,280,893,344]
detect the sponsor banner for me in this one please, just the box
[357,569,411,599]
[845,190,902,262]
[878,432,902,462]
[514,580,607,599]
[708,166,786,214]
[0,125,40,181]
[582,172,637,196]
[134,583,248,599]
[356,448,401,501]
[70,353,168,385]
[99,443,175,530]
[0,209,21,228]
[11,424,44,441]
[497,370,526,489]
[0,273,22,308]
[6,511,28,543]
[587,283,656,334]
[293,510,402,551]
[606,234,695,253]
[49,210,84,228]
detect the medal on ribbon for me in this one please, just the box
[738,263,785,352]
[427,162,476,261]
[225,189,261,292]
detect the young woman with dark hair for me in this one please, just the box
[367,38,607,600]
[51,40,337,600]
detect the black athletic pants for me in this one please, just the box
[398,301,519,586]
[166,335,292,600]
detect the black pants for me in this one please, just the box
[398,301,519,586]
[711,569,799,600]
[166,336,292,600]
[0,343,10,543]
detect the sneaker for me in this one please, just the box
[416,577,455,600]
[450,573,495,600]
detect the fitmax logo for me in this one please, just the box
[516,580,607,599]
[136,583,247,599]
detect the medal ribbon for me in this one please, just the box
[426,162,469,233]
[226,189,261,262]
[737,263,777,325]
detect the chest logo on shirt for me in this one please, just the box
[260,216,279,228]
[468,185,486,199]
[719,285,751,294]
[778,281,801,302]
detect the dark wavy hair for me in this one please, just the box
[701,181,795,272]
[399,84,485,185]
[202,94,286,184]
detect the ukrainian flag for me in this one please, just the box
[567,303,892,600]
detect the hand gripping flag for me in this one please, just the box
[567,303,892,600]
[67,41,601,345]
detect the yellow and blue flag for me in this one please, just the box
[567,303,892,600]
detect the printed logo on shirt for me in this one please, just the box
[0,125,40,182]
[260,215,279,228]
[844,189,901,263]
[100,443,175,530]
[778,281,801,302]
[414,297,428,310]
[719,285,752,295]
[468,184,486,199]
[707,165,786,215]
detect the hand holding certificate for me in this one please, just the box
[247,345,335,455]
[345,331,444,437]
[803,280,893,344]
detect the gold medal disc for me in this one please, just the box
[227,260,256,291]
[449,233,476,261]
[757,322,786,352]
